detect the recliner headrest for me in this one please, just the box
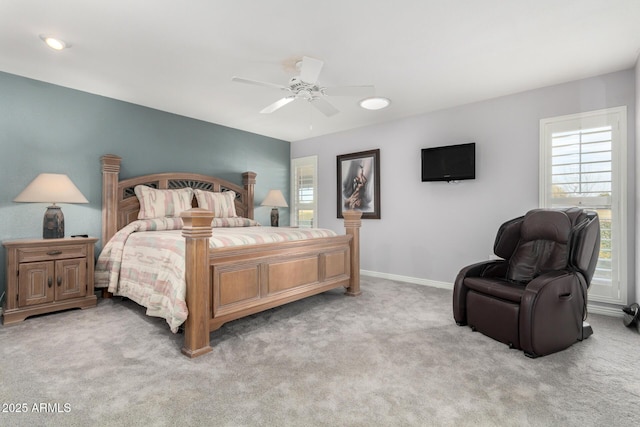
[505,209,572,283]
[520,209,571,243]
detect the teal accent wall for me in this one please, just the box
[0,72,290,303]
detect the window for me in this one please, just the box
[540,107,627,305]
[291,156,317,228]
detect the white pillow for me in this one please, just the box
[134,185,194,219]
[194,189,237,218]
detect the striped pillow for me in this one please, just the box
[134,185,194,219]
[194,189,237,218]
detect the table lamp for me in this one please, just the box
[260,189,288,227]
[14,173,89,239]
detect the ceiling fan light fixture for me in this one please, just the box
[39,35,69,51]
[233,56,376,117]
[360,97,390,110]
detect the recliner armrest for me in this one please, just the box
[457,259,508,279]
[519,270,587,356]
[453,260,508,324]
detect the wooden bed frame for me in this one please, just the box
[100,154,362,358]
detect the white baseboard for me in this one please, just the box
[587,304,623,318]
[362,270,453,290]
[361,269,623,318]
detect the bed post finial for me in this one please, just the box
[101,154,122,246]
[181,208,215,358]
[243,171,257,220]
[343,210,362,296]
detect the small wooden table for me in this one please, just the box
[2,237,98,325]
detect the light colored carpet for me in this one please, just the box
[1,276,639,426]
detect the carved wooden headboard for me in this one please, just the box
[100,154,256,245]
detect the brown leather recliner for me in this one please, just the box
[453,208,600,357]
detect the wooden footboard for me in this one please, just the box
[180,209,362,358]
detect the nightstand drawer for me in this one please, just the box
[17,244,87,263]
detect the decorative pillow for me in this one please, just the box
[194,189,237,218]
[134,185,194,219]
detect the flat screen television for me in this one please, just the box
[421,142,475,182]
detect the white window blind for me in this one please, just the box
[291,156,317,228]
[540,107,627,305]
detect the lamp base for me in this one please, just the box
[270,208,279,227]
[43,205,64,239]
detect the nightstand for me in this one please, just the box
[2,237,98,325]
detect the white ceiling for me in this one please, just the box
[1,0,639,142]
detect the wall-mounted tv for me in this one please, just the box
[421,142,475,182]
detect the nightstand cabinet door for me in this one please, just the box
[55,258,87,301]
[18,261,55,307]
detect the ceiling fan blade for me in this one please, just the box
[310,97,339,117]
[299,56,324,84]
[260,96,296,114]
[323,85,376,97]
[232,76,289,91]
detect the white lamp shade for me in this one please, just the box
[14,173,89,204]
[260,189,288,208]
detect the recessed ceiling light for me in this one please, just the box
[39,35,69,51]
[359,97,390,110]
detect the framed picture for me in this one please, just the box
[337,149,380,219]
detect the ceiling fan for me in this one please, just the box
[232,56,375,117]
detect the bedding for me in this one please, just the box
[95,218,338,332]
[212,217,259,227]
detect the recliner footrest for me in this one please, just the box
[467,290,520,349]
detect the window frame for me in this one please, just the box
[290,155,318,228]
[539,106,628,305]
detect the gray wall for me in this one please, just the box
[292,69,636,305]
[0,72,290,301]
